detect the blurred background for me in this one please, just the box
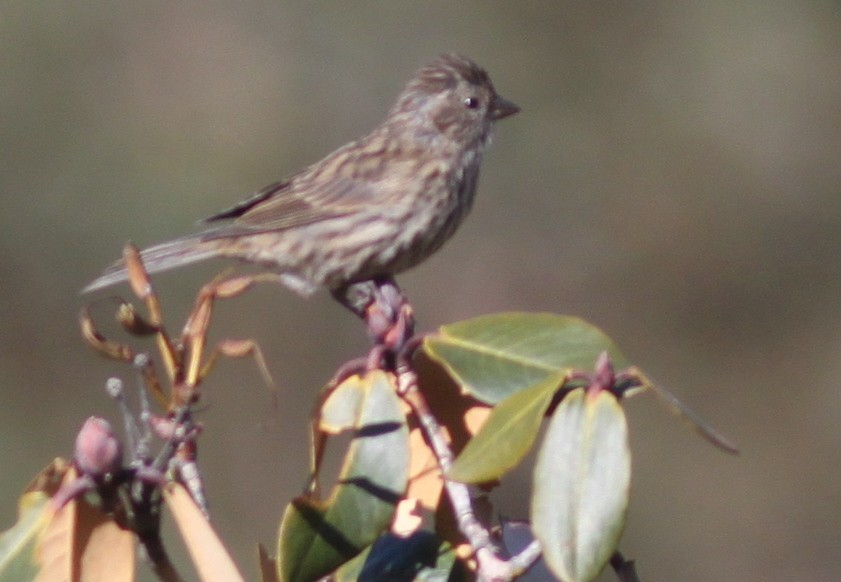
[2,1,840,580]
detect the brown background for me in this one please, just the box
[2,2,840,580]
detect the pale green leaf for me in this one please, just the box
[449,374,563,483]
[531,389,630,582]
[277,371,409,582]
[424,313,625,403]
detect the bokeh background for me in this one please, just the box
[2,1,840,580]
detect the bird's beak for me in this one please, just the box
[490,95,520,120]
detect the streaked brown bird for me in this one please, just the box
[85,54,518,345]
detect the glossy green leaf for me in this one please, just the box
[449,374,563,483]
[277,371,410,582]
[424,312,626,403]
[531,389,630,582]
[0,492,50,582]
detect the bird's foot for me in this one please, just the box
[333,277,419,372]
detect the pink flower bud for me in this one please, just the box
[74,416,123,477]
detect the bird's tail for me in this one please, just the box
[82,235,222,293]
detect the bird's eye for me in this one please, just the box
[464,96,480,109]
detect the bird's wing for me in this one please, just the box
[202,180,292,222]
[201,144,391,234]
[232,176,372,231]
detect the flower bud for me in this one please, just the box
[74,416,123,477]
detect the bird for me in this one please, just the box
[84,54,519,335]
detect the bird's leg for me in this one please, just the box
[332,276,415,370]
[367,277,415,351]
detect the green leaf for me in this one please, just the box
[531,389,630,582]
[0,492,50,582]
[449,374,563,483]
[423,312,626,403]
[320,373,368,432]
[277,371,410,582]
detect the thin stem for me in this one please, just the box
[396,361,540,582]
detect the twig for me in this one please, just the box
[506,539,542,578]
[395,361,542,582]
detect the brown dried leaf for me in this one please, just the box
[36,467,136,582]
[75,496,135,581]
[25,459,71,496]
[35,468,77,582]
[405,421,445,513]
[257,543,278,582]
[462,406,491,436]
[164,483,245,582]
